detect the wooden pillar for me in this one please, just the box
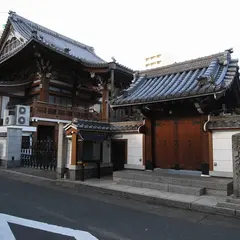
[40,76,50,102]
[208,131,213,171]
[71,133,77,165]
[145,118,153,169]
[72,77,77,107]
[57,123,64,178]
[110,69,115,99]
[78,139,83,161]
[101,83,109,122]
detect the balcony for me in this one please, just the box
[30,101,100,121]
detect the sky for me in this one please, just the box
[0,0,239,70]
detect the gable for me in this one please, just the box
[0,24,26,59]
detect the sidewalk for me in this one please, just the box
[0,168,237,218]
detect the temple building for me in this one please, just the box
[0,11,134,142]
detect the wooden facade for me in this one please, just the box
[0,12,134,142]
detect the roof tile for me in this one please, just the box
[111,50,239,107]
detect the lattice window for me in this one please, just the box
[0,37,22,58]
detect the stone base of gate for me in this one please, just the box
[56,167,65,179]
[67,163,113,181]
[0,159,21,168]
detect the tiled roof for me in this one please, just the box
[7,12,105,64]
[111,49,239,107]
[69,119,143,133]
[0,12,134,74]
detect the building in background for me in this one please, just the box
[145,53,162,69]
[144,52,175,69]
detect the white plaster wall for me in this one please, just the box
[212,130,240,175]
[93,142,101,160]
[102,141,111,163]
[112,134,144,169]
[0,137,7,160]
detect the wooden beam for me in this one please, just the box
[83,67,109,73]
[66,127,78,136]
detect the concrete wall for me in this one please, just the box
[112,133,144,170]
[0,136,7,160]
[7,128,22,162]
[210,130,238,178]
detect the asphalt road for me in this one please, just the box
[0,173,240,240]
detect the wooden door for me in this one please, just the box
[154,120,177,169]
[177,118,202,170]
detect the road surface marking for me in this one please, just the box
[0,217,16,240]
[0,213,98,240]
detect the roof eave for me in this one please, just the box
[110,90,226,108]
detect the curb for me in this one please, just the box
[0,169,239,219]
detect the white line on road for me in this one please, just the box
[0,218,16,240]
[0,213,98,240]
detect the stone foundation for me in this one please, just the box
[67,163,113,181]
[0,159,21,168]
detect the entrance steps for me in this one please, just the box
[113,170,233,197]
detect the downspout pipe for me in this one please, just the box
[203,114,211,132]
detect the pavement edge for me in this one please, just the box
[0,169,239,219]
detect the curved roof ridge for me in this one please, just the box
[140,50,232,77]
[10,12,95,53]
[111,49,238,107]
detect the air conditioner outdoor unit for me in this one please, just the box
[3,115,16,126]
[15,105,30,126]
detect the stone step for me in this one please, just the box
[113,170,233,196]
[217,201,240,210]
[116,178,205,196]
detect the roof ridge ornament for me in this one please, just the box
[31,30,38,38]
[64,47,70,54]
[132,71,139,83]
[225,48,233,54]
[8,10,16,15]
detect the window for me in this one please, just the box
[49,86,72,94]
[49,86,61,92]
[48,95,72,107]
[49,95,55,104]
[1,37,22,56]
[32,86,40,92]
[62,89,71,94]
[32,95,40,102]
